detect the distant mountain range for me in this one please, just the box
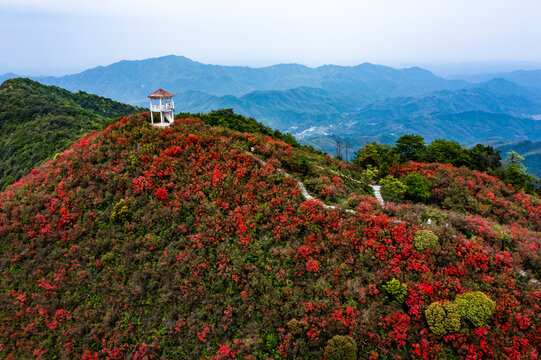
[493,140,541,176]
[450,69,541,91]
[24,55,468,104]
[2,55,540,161]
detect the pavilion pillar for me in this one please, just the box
[160,99,163,124]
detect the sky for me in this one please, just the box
[1,0,541,76]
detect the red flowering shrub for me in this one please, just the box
[392,161,540,231]
[0,114,539,359]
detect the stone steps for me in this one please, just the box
[370,185,385,207]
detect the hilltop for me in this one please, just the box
[0,78,144,190]
[0,113,539,359]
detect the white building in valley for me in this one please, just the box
[148,89,175,126]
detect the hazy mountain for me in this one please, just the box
[169,78,541,149]
[174,87,366,130]
[6,55,469,106]
[2,56,540,154]
[303,111,540,152]
[495,140,541,176]
[424,61,541,78]
[355,81,541,119]
[296,79,541,151]
[0,73,21,84]
[452,69,541,91]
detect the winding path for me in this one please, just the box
[314,165,385,208]
[245,151,368,214]
[247,151,540,285]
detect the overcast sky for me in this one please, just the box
[1,0,541,75]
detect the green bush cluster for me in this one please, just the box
[455,291,496,327]
[379,175,407,202]
[110,199,129,224]
[179,108,301,147]
[382,278,408,303]
[425,301,461,336]
[324,335,357,360]
[426,292,495,336]
[359,165,378,186]
[288,154,313,175]
[405,173,431,202]
[354,135,503,174]
[287,318,308,336]
[423,209,447,225]
[414,230,439,251]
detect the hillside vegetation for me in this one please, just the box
[0,113,539,359]
[0,78,144,190]
[352,135,540,195]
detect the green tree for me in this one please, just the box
[395,134,427,162]
[425,302,461,336]
[359,165,378,186]
[504,151,526,172]
[502,151,538,191]
[404,173,430,202]
[354,142,381,168]
[379,175,407,202]
[354,142,398,174]
[426,139,470,166]
[324,335,357,360]
[467,144,501,172]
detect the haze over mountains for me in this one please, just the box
[2,55,540,173]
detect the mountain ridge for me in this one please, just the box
[1,55,469,105]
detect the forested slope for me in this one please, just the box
[0,78,144,190]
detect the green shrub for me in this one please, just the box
[455,291,495,327]
[324,335,357,360]
[425,301,461,336]
[382,278,408,303]
[110,198,129,223]
[359,165,378,186]
[287,318,307,335]
[405,173,431,202]
[414,230,439,251]
[288,154,312,175]
[379,175,407,202]
[423,209,448,225]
